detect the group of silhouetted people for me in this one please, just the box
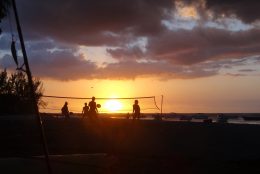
[61,97,141,120]
[61,96,99,120]
[82,96,99,120]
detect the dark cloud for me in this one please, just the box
[1,0,260,81]
[1,38,258,80]
[0,39,98,81]
[205,0,260,23]
[110,28,260,65]
[181,0,260,23]
[96,61,219,80]
[106,46,145,61]
[239,69,256,72]
[153,28,260,64]
[224,73,246,77]
[0,35,222,80]
[0,54,16,68]
[28,46,98,81]
[0,51,219,80]
[0,33,13,50]
[16,0,171,45]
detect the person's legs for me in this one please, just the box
[133,113,136,120]
[65,113,70,119]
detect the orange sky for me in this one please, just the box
[40,74,260,113]
[1,0,260,113]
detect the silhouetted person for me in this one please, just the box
[61,102,70,119]
[89,96,98,119]
[126,112,130,119]
[133,100,140,120]
[82,102,89,119]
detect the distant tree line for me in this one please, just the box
[0,69,45,115]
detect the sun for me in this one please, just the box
[104,100,122,112]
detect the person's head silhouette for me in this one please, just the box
[135,100,138,104]
[92,96,95,101]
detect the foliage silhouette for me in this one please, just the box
[0,69,45,115]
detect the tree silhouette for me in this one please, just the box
[0,69,45,114]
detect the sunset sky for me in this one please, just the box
[1,0,260,113]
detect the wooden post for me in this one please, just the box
[12,0,52,173]
[161,95,163,118]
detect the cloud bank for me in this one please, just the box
[0,0,259,80]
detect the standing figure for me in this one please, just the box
[89,96,98,119]
[133,100,140,120]
[61,102,70,119]
[82,102,89,119]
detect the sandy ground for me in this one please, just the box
[0,115,260,173]
[1,153,260,174]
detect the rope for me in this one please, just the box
[153,96,160,110]
[40,107,160,113]
[42,95,155,100]
[41,95,162,112]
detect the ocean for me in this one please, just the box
[81,112,260,125]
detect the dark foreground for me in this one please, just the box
[0,115,260,173]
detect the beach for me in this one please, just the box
[0,114,260,173]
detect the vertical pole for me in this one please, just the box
[11,0,52,173]
[161,95,163,117]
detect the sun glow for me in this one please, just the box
[104,100,123,112]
